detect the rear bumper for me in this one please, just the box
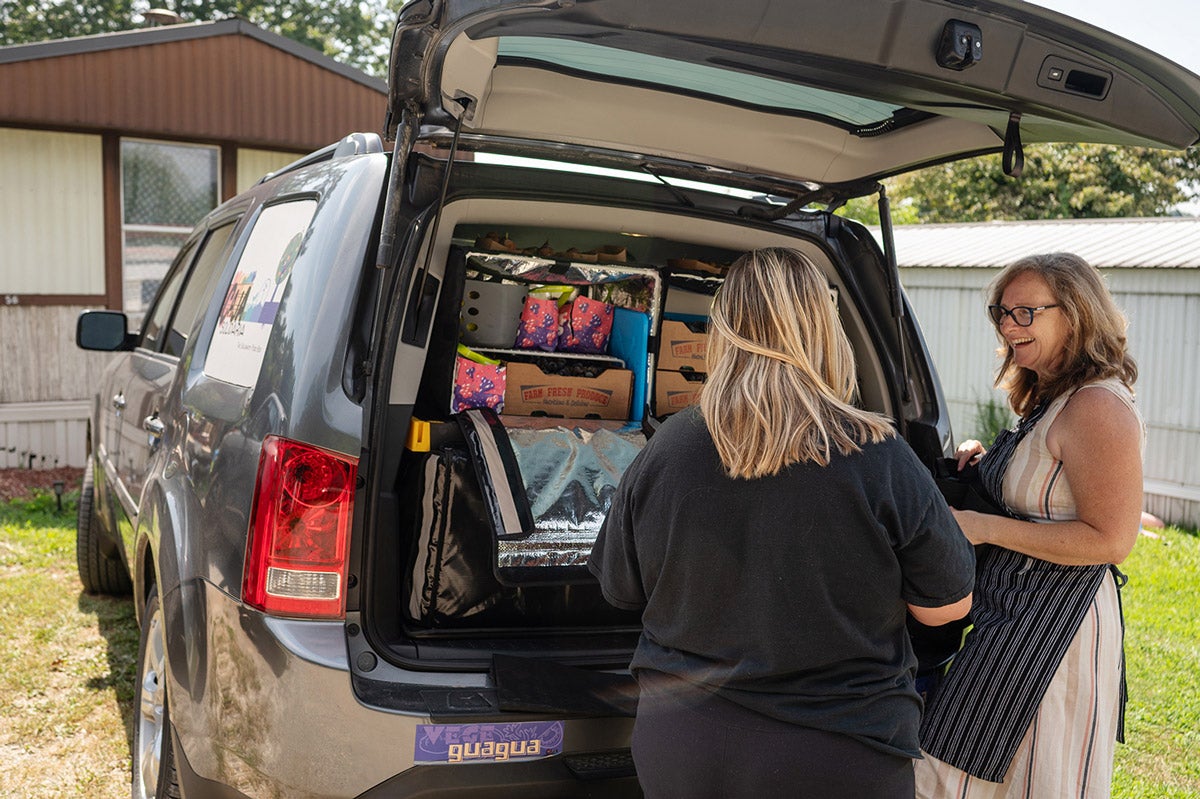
[176,732,640,799]
[355,752,640,798]
[166,580,636,798]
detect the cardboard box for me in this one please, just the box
[657,319,708,373]
[504,360,633,420]
[654,369,706,415]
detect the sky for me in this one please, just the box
[1028,0,1200,76]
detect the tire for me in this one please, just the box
[76,461,133,595]
[133,588,183,799]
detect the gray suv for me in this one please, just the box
[75,1,1200,796]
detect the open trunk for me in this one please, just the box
[357,154,951,681]
[353,0,1200,678]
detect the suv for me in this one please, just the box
[75,1,1200,796]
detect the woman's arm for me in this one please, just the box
[908,593,973,627]
[953,387,1142,565]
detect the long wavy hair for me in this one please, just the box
[990,252,1137,416]
[699,247,893,478]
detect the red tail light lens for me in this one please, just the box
[243,436,357,619]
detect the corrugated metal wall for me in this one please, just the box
[0,127,105,295]
[902,266,1200,528]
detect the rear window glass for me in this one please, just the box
[205,200,317,387]
[496,36,901,128]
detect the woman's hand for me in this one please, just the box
[955,439,986,470]
[960,388,1143,566]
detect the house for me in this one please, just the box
[887,217,1200,528]
[0,19,386,469]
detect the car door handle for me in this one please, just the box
[143,414,165,440]
[112,393,126,410]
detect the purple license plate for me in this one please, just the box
[413,720,565,764]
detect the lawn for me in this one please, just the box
[0,490,136,799]
[0,489,1197,797]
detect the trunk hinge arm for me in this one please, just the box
[377,0,442,269]
[376,103,421,270]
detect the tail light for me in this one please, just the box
[243,436,357,619]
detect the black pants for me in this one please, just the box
[632,675,915,799]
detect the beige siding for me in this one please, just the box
[0,305,116,404]
[0,128,105,295]
[0,400,90,468]
[237,148,304,194]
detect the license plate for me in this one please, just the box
[413,720,565,764]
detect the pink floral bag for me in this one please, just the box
[513,295,560,351]
[452,356,505,413]
[558,296,614,354]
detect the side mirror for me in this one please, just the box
[77,310,133,351]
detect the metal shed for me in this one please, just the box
[888,217,1200,528]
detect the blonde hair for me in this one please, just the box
[699,247,893,479]
[990,252,1137,416]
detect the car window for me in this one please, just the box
[163,222,237,358]
[140,240,197,351]
[497,36,901,128]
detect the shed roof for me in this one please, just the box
[0,19,386,152]
[882,217,1200,269]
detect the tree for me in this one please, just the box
[0,0,146,43]
[836,195,919,227]
[0,0,403,76]
[174,0,401,75]
[882,143,1200,223]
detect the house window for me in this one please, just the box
[120,139,219,326]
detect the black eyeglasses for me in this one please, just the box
[987,304,1059,327]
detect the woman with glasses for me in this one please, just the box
[589,247,975,798]
[917,252,1143,799]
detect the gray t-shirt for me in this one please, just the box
[588,407,974,758]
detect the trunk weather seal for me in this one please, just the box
[876,184,912,410]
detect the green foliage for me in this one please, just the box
[887,144,1200,223]
[174,0,403,75]
[0,0,144,43]
[836,195,921,226]
[971,395,1014,447]
[0,0,405,76]
[0,489,78,532]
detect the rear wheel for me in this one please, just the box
[76,461,132,595]
[133,588,182,799]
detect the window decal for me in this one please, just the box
[205,200,317,387]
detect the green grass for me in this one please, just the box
[0,493,1196,797]
[0,491,137,799]
[1113,525,1200,798]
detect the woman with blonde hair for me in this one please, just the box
[590,247,975,798]
[917,252,1143,798]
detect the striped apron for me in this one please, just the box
[917,379,1140,797]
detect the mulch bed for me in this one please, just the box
[0,467,85,503]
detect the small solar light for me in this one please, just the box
[53,480,65,513]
